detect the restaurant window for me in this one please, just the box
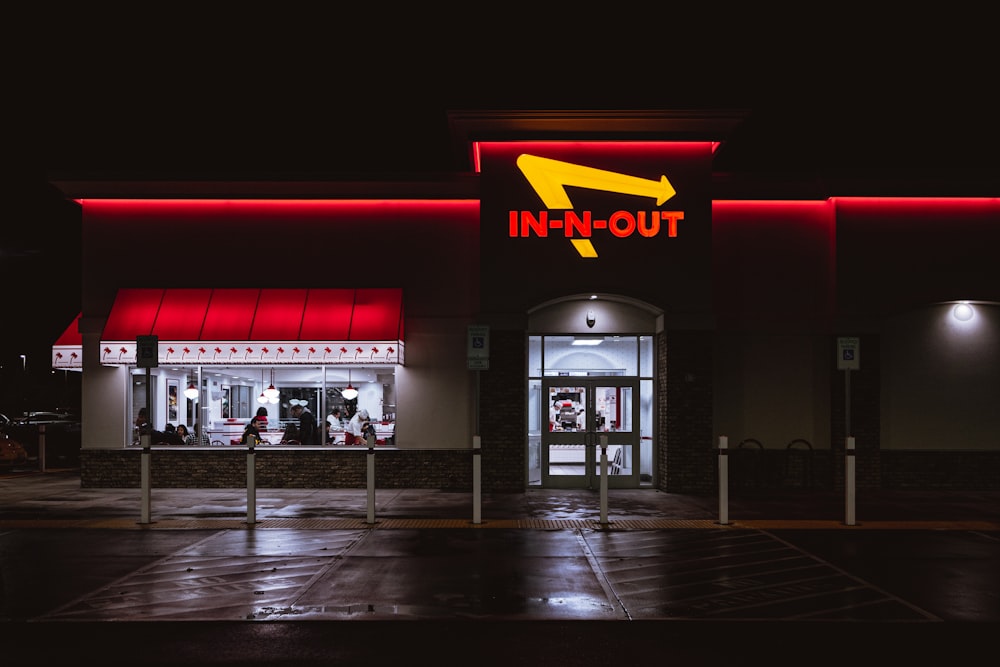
[128,364,396,446]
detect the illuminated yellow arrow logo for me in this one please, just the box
[516,154,677,257]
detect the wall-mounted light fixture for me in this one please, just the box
[952,302,975,322]
[586,309,596,328]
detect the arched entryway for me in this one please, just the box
[526,294,662,489]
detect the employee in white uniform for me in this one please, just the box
[346,408,370,446]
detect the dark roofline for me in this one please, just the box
[446,109,751,171]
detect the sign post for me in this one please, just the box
[837,337,859,436]
[468,326,489,521]
[467,325,490,371]
[837,338,859,526]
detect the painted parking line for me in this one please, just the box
[584,530,938,621]
[32,527,954,623]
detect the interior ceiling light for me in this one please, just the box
[342,369,359,400]
[184,378,198,400]
[572,337,604,346]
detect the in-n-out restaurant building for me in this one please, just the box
[51,110,1000,493]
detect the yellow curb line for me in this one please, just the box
[1,518,998,531]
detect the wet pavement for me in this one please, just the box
[1,470,999,665]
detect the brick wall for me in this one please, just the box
[80,446,999,491]
[80,448,473,489]
[727,449,835,491]
[880,450,1000,490]
[661,330,716,494]
[477,329,526,492]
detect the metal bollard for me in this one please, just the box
[472,436,482,524]
[246,443,257,525]
[366,433,376,524]
[718,435,729,525]
[599,435,609,525]
[38,424,47,473]
[140,434,152,525]
[844,436,856,525]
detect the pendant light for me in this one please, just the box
[342,369,358,400]
[263,368,279,401]
[257,369,268,404]
[184,376,199,400]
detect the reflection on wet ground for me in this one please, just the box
[2,472,998,665]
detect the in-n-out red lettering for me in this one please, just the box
[510,210,548,237]
[564,211,591,238]
[661,211,683,237]
[509,210,684,238]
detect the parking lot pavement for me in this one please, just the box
[2,527,998,666]
[2,471,998,665]
[3,524,997,624]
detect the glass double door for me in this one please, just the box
[541,378,639,489]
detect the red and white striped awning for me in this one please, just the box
[94,288,404,366]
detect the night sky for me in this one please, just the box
[5,9,997,412]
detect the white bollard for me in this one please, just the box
[718,435,729,525]
[845,436,856,525]
[246,445,257,525]
[140,435,151,525]
[473,436,482,524]
[366,433,376,524]
[38,424,47,473]
[599,435,609,525]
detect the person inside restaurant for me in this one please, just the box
[345,408,370,446]
[291,403,319,445]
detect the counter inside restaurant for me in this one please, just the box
[206,418,395,446]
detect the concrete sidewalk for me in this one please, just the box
[2,470,1000,530]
